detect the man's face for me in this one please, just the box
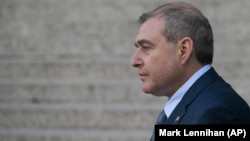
[131,18,182,96]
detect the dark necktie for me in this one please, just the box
[156,110,168,124]
[150,110,168,141]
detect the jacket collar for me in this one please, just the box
[165,67,220,124]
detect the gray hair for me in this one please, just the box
[139,2,214,65]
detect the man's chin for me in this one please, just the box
[142,87,158,96]
[142,87,167,97]
[142,86,153,94]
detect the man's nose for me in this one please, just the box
[131,49,143,68]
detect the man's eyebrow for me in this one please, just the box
[135,39,155,47]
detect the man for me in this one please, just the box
[130,2,250,140]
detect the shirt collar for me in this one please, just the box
[164,64,211,117]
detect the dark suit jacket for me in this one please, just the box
[165,67,250,124]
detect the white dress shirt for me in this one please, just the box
[164,65,212,118]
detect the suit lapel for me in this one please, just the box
[165,67,220,124]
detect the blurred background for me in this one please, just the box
[0,0,249,141]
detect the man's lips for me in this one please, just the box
[139,73,147,76]
[138,73,148,80]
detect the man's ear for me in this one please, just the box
[177,37,194,65]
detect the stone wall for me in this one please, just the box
[0,0,249,140]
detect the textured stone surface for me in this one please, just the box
[0,0,249,141]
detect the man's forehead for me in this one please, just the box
[135,17,165,43]
[139,17,164,31]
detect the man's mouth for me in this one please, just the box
[138,73,148,81]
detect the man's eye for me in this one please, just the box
[142,46,151,50]
[142,46,153,54]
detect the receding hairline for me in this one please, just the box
[138,2,214,65]
[141,2,204,22]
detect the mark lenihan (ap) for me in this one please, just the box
[159,129,224,137]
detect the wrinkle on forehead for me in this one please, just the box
[136,17,165,43]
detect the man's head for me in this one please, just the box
[131,2,214,97]
[139,2,214,65]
